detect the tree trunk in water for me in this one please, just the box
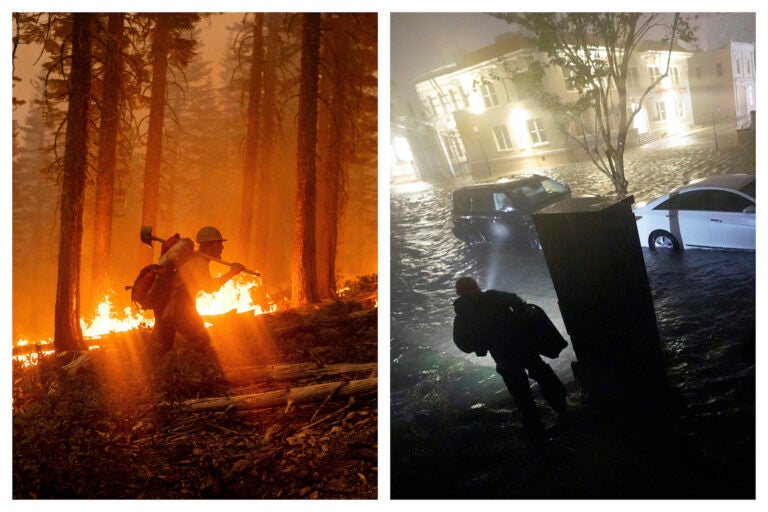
[292,13,321,306]
[238,13,264,263]
[252,13,279,277]
[139,14,170,266]
[91,13,124,305]
[54,13,93,353]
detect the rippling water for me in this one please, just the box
[390,180,755,439]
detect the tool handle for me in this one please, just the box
[199,253,261,276]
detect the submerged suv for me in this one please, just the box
[451,174,572,250]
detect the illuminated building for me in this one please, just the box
[407,32,697,179]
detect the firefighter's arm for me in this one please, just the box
[205,262,245,293]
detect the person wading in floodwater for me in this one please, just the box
[452,276,568,443]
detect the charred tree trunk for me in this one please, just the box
[316,18,350,299]
[292,13,321,306]
[238,13,264,263]
[54,13,93,353]
[252,12,279,277]
[139,14,171,266]
[91,13,124,304]
[316,60,333,298]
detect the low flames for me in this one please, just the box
[13,276,275,367]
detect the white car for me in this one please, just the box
[633,173,755,251]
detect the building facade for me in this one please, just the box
[409,33,695,180]
[688,41,756,129]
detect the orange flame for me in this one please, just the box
[14,277,275,365]
[195,275,276,316]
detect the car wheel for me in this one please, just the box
[649,230,681,251]
[527,226,542,252]
[465,232,488,248]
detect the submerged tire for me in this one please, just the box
[649,230,681,251]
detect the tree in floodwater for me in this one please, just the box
[492,13,695,196]
[53,13,94,353]
[292,13,321,306]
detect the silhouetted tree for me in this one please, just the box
[91,13,125,303]
[139,13,200,265]
[492,13,695,195]
[292,13,321,306]
[54,13,94,353]
[238,13,265,262]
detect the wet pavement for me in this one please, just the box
[390,123,756,498]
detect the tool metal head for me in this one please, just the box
[140,225,156,246]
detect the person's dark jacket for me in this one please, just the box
[453,290,529,358]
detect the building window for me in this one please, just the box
[481,82,498,108]
[674,98,684,119]
[654,101,667,121]
[716,63,723,77]
[736,58,742,75]
[627,66,640,87]
[746,58,752,76]
[492,125,514,150]
[670,67,680,85]
[527,118,548,145]
[648,66,662,83]
[449,89,463,111]
[563,68,578,91]
[427,96,438,116]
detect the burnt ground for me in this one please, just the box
[12,290,378,499]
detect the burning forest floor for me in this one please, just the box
[13,288,378,499]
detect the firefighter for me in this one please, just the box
[151,226,245,357]
[453,276,567,442]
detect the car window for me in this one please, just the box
[710,191,754,212]
[493,192,516,211]
[511,178,568,210]
[469,191,493,212]
[740,179,756,199]
[655,190,713,211]
[655,190,753,212]
[454,191,470,212]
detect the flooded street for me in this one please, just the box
[390,131,756,498]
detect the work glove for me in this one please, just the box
[230,262,246,275]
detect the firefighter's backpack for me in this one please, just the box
[129,233,183,310]
[130,264,173,310]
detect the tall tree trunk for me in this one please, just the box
[252,12,279,277]
[238,13,264,263]
[317,18,350,299]
[292,13,321,306]
[316,63,334,299]
[91,13,124,305]
[54,13,93,353]
[139,14,170,266]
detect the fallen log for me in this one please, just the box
[225,362,376,385]
[180,378,377,412]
